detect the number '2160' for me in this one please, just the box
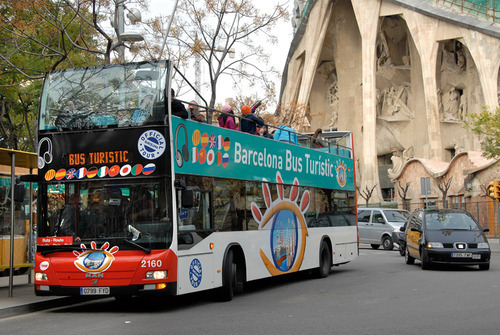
[141,260,162,268]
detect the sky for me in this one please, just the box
[139,0,295,111]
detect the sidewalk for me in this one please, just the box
[1,239,499,319]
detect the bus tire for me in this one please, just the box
[217,249,236,302]
[316,241,331,278]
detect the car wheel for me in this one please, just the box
[479,263,490,271]
[405,246,415,265]
[370,244,380,250]
[382,236,394,250]
[421,252,430,270]
[399,243,405,256]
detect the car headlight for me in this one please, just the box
[426,242,443,249]
[477,242,490,249]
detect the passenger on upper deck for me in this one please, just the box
[240,105,264,134]
[131,94,154,125]
[311,128,328,148]
[188,100,206,123]
[170,89,189,119]
[218,104,236,130]
[274,125,297,144]
[117,108,131,127]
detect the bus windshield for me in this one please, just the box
[39,61,169,131]
[37,179,172,250]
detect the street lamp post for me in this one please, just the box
[113,0,144,63]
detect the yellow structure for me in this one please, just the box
[0,148,37,275]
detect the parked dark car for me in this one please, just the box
[404,208,491,270]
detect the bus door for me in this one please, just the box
[176,187,214,294]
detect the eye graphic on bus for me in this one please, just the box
[73,241,119,273]
[335,160,347,187]
[251,172,310,276]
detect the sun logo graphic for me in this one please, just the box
[250,171,310,276]
[335,160,347,187]
[73,241,119,273]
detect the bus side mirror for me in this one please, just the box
[182,189,194,208]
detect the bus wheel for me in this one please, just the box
[217,249,236,302]
[316,241,331,278]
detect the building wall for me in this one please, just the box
[282,0,500,203]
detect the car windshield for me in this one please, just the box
[424,212,480,230]
[383,210,409,222]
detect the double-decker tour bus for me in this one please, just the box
[33,60,357,301]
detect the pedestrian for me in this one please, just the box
[311,128,328,148]
[188,100,206,123]
[240,105,264,134]
[218,104,236,130]
[273,124,297,144]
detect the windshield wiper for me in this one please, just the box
[124,238,151,254]
[41,246,86,256]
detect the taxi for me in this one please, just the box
[404,208,491,270]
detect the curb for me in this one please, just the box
[0,297,76,320]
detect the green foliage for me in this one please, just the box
[466,106,500,159]
[0,0,110,151]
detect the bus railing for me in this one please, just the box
[176,100,352,158]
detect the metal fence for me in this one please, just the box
[362,199,500,237]
[434,0,500,23]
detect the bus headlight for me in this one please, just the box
[146,271,167,280]
[35,272,48,281]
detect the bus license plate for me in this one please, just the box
[451,252,472,258]
[80,287,110,295]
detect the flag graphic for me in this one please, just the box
[120,164,132,177]
[201,133,209,147]
[45,169,55,181]
[224,137,231,151]
[199,148,207,164]
[217,135,223,150]
[131,164,143,176]
[217,151,222,166]
[76,167,87,179]
[55,169,66,180]
[87,167,98,178]
[192,129,201,146]
[192,147,198,163]
[222,153,229,167]
[66,168,76,180]
[98,166,109,178]
[207,149,215,165]
[109,165,120,177]
[143,163,156,175]
[208,134,216,148]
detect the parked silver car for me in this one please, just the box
[358,208,410,250]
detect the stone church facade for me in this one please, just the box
[281,0,500,203]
